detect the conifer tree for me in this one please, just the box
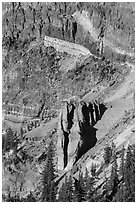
[58,176,68,202]
[102,171,110,201]
[41,140,57,202]
[82,168,90,201]
[85,164,97,202]
[95,168,111,202]
[3,128,18,153]
[79,170,87,201]
[67,175,74,202]
[119,146,125,178]
[106,142,118,201]
[58,175,74,202]
[6,127,14,151]
[118,145,125,201]
[124,145,135,202]
[74,170,86,202]
[103,144,112,165]
[113,185,121,202]
[110,145,118,185]
[20,127,24,138]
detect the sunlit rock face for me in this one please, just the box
[57,99,107,171]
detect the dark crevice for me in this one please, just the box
[81,102,90,126]
[63,131,69,168]
[99,103,107,118]
[72,21,77,42]
[74,127,98,163]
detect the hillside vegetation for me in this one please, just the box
[2,2,134,118]
[2,2,135,202]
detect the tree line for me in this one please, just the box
[3,133,135,202]
[56,143,135,202]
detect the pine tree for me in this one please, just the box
[92,163,97,176]
[119,146,125,178]
[58,176,68,202]
[3,128,18,153]
[83,168,90,201]
[41,140,57,201]
[67,175,74,202]
[124,145,135,202]
[20,127,24,138]
[85,165,97,202]
[113,185,121,202]
[6,127,14,151]
[118,145,125,201]
[58,175,74,202]
[101,171,110,201]
[74,170,86,201]
[103,144,112,165]
[111,144,118,186]
[95,167,113,202]
[106,142,118,201]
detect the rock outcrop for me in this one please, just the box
[44,35,91,56]
[57,99,107,171]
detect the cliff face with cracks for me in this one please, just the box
[57,100,107,172]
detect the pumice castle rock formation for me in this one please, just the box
[57,99,107,171]
[2,2,135,201]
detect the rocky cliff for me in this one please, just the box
[57,100,107,171]
[44,36,91,56]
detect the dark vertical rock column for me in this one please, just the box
[72,21,77,42]
[57,101,75,171]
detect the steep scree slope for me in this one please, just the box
[55,62,134,186]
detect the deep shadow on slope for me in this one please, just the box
[75,127,98,163]
[74,103,107,164]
